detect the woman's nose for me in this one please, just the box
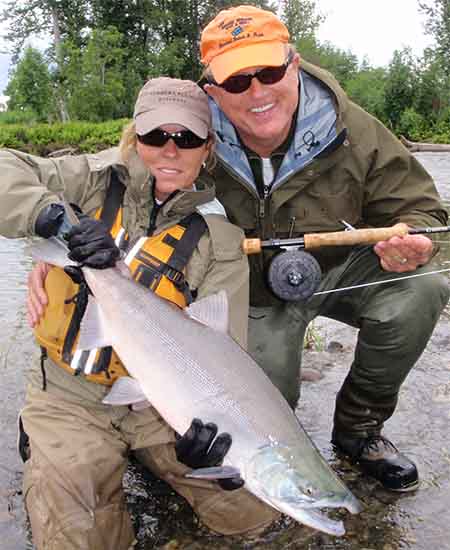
[161,138,178,156]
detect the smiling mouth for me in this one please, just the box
[250,103,275,114]
[159,168,181,174]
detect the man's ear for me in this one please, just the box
[292,52,301,71]
[204,83,220,102]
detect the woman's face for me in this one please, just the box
[136,124,211,201]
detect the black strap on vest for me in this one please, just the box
[62,169,125,372]
[62,281,90,365]
[161,212,207,304]
[100,168,126,227]
[164,213,208,272]
[94,168,126,374]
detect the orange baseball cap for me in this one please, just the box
[200,5,290,84]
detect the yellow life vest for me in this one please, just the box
[33,171,207,385]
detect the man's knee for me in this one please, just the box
[364,274,449,344]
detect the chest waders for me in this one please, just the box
[34,169,207,386]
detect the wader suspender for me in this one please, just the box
[61,169,126,375]
[152,212,207,305]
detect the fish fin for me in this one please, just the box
[77,298,113,350]
[26,236,74,268]
[102,376,149,406]
[185,290,229,334]
[185,465,241,480]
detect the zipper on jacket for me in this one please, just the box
[259,198,265,218]
[147,203,160,236]
[147,189,179,236]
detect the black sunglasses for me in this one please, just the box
[137,128,207,149]
[211,51,294,94]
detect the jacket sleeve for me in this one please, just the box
[351,106,448,229]
[0,148,98,238]
[185,215,250,350]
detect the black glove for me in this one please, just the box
[175,418,244,491]
[66,217,120,269]
[35,203,66,238]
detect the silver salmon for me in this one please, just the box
[30,236,361,536]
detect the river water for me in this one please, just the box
[0,153,450,549]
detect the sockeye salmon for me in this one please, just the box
[30,235,361,536]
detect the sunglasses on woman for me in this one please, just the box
[137,128,207,149]
[210,51,294,94]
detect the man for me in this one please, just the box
[200,5,450,492]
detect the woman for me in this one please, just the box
[0,77,277,550]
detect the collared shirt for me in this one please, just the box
[240,106,298,197]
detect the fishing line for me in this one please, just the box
[314,267,450,296]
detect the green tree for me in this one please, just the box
[5,46,53,120]
[2,0,91,121]
[345,67,387,123]
[384,48,418,129]
[419,0,450,78]
[300,41,358,87]
[415,48,447,120]
[280,0,324,43]
[61,27,127,121]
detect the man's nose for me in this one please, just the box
[247,76,266,97]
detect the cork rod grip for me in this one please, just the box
[303,223,410,249]
[242,238,262,255]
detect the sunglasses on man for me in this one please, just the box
[137,128,208,149]
[209,51,294,94]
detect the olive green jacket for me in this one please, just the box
[0,146,249,347]
[209,61,448,306]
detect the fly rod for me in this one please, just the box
[242,223,450,255]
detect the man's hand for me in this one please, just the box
[374,234,434,273]
[66,217,120,269]
[27,262,51,328]
[175,418,244,491]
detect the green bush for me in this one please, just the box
[0,119,128,155]
[397,108,427,141]
[0,109,40,125]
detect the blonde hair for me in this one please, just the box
[119,121,138,163]
[119,120,216,171]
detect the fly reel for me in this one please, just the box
[267,249,322,302]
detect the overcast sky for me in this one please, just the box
[0,0,434,95]
[316,0,433,67]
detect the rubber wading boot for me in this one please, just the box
[17,414,31,463]
[331,430,419,492]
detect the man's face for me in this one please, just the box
[205,53,300,156]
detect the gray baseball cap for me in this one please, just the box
[133,77,211,139]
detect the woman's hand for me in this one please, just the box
[27,262,51,328]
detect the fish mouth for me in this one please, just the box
[288,507,346,536]
[263,491,361,536]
